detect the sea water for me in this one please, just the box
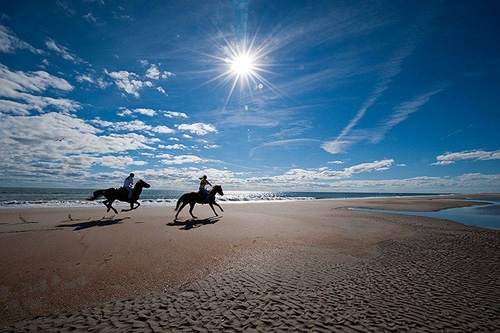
[0,187,435,208]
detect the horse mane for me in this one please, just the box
[209,184,222,195]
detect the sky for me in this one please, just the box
[0,0,499,193]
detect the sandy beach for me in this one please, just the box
[1,195,499,331]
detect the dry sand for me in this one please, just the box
[1,195,499,331]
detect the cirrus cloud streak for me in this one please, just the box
[432,149,500,166]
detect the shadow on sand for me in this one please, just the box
[57,217,130,231]
[167,216,220,230]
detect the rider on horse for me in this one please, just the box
[198,175,212,203]
[123,173,134,200]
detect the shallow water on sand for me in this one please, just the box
[351,197,500,230]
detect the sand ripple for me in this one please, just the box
[2,216,500,332]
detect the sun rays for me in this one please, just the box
[230,53,255,76]
[200,29,282,110]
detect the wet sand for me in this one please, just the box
[1,195,499,331]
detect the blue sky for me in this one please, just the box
[1,0,499,192]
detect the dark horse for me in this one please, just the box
[174,185,224,220]
[86,179,151,214]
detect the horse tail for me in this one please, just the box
[86,189,105,201]
[174,194,185,211]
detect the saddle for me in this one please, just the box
[118,187,134,200]
[198,191,209,204]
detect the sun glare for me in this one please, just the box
[230,54,254,76]
[200,30,284,110]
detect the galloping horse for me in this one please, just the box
[86,179,151,214]
[174,185,224,220]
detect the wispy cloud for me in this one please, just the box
[159,144,188,150]
[117,108,187,119]
[158,154,205,165]
[322,44,416,154]
[321,5,441,155]
[97,155,148,169]
[91,118,175,135]
[432,149,500,166]
[370,87,445,144]
[0,25,44,54]
[132,108,157,117]
[55,0,76,16]
[250,138,319,157]
[321,85,444,154]
[163,111,188,119]
[45,38,84,63]
[91,119,149,132]
[323,159,394,179]
[156,86,167,95]
[83,12,98,24]
[177,123,218,136]
[218,111,281,129]
[75,71,110,89]
[440,125,473,140]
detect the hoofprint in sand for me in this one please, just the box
[1,195,499,331]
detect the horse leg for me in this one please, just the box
[209,203,219,216]
[110,203,118,214]
[104,199,118,214]
[103,199,117,214]
[189,203,197,219]
[121,201,140,212]
[102,199,110,212]
[175,202,188,220]
[213,202,224,213]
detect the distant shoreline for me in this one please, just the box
[1,187,494,210]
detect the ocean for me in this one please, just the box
[1,187,498,229]
[0,187,437,208]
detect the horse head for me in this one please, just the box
[133,180,151,197]
[210,184,223,196]
[135,179,151,189]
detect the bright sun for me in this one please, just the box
[230,54,254,76]
[202,32,280,109]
